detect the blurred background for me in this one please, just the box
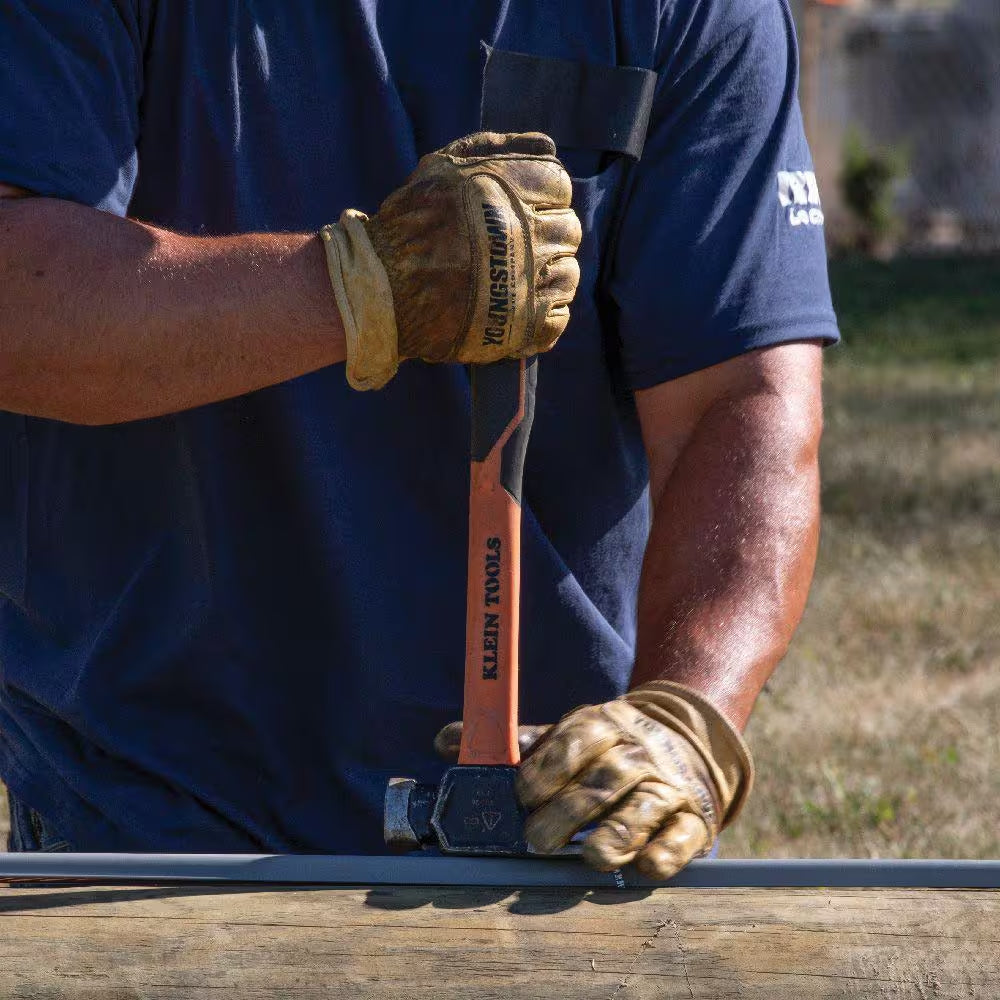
[724,0,1000,859]
[2,0,998,857]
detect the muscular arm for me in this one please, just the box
[632,342,824,730]
[0,184,346,425]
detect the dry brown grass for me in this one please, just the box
[723,257,1000,859]
[4,258,999,859]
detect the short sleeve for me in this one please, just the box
[609,0,840,390]
[0,1,143,214]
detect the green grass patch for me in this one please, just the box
[829,255,1000,366]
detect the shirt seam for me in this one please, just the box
[625,316,840,389]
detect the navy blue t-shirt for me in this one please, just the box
[0,0,838,852]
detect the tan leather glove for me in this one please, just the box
[320,131,582,390]
[436,681,753,878]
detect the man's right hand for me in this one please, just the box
[320,131,582,390]
[0,135,578,423]
[435,681,754,880]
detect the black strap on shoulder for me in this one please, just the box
[482,46,657,160]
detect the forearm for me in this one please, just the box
[631,374,822,730]
[0,197,345,424]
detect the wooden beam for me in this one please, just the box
[2,883,997,998]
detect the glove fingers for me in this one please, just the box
[441,131,557,160]
[581,781,692,872]
[433,722,464,761]
[523,743,655,854]
[537,255,581,305]
[533,208,583,259]
[530,255,581,354]
[634,811,713,881]
[490,157,572,211]
[516,707,623,810]
[516,724,554,758]
[433,722,551,762]
[530,302,572,354]
[533,207,581,320]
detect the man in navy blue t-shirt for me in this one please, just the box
[0,1,838,875]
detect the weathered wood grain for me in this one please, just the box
[1,884,997,999]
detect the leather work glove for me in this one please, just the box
[435,681,754,879]
[320,131,582,390]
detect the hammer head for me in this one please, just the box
[384,766,529,856]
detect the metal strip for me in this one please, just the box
[2,854,999,888]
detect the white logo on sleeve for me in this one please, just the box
[777,171,825,227]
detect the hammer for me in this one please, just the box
[384,357,538,855]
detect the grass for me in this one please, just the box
[3,255,999,858]
[722,254,1000,859]
[827,256,1000,366]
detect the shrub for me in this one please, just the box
[840,129,906,254]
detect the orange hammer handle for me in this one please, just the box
[458,358,537,766]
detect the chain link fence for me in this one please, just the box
[797,0,1000,253]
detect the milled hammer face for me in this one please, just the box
[385,766,528,856]
[432,766,528,855]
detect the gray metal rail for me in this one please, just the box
[2,853,999,888]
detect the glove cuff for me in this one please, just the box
[320,211,400,391]
[622,680,755,829]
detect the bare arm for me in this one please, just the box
[0,185,346,425]
[632,342,824,730]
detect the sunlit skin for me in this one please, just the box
[0,184,345,425]
[633,342,824,730]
